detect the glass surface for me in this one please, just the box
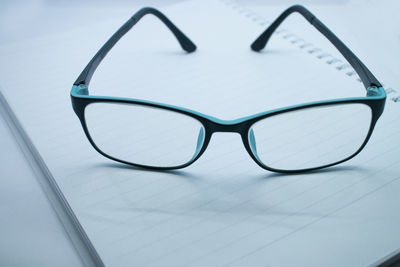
[85,103,205,168]
[248,103,372,171]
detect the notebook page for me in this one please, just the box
[229,0,400,104]
[1,0,399,266]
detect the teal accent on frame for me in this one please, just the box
[71,85,386,126]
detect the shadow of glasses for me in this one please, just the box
[96,162,203,180]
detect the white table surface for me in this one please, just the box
[0,110,83,266]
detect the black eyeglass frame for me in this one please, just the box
[71,6,386,173]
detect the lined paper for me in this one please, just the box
[1,1,399,266]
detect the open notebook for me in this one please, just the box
[1,0,399,266]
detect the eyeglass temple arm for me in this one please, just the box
[74,7,196,86]
[250,5,382,89]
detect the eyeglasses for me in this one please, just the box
[71,6,386,173]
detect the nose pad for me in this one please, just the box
[249,129,257,153]
[189,127,205,162]
[249,129,261,161]
[194,127,205,155]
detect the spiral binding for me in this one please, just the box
[219,0,398,103]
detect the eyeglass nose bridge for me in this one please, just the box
[207,120,249,134]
